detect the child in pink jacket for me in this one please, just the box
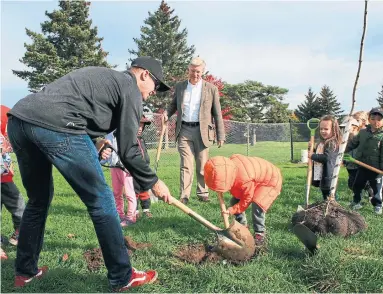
[104,131,137,226]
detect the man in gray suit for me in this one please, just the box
[162,57,225,204]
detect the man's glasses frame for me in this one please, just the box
[148,71,160,91]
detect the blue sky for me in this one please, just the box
[1,0,383,113]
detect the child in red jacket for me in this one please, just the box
[1,105,26,259]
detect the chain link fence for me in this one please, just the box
[142,114,311,169]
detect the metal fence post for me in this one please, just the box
[289,119,294,162]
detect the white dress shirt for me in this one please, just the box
[182,79,202,122]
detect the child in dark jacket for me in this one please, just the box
[309,115,341,200]
[346,107,383,215]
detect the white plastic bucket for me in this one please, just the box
[301,150,308,163]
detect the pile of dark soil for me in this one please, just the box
[291,200,367,237]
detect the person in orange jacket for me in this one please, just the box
[204,154,283,246]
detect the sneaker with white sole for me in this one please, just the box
[374,206,382,215]
[350,202,363,210]
[113,267,158,292]
[14,266,49,287]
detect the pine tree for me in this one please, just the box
[316,85,343,118]
[13,1,112,92]
[377,85,383,108]
[128,0,195,110]
[294,87,319,122]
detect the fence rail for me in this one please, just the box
[142,114,311,166]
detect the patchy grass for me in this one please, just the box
[1,142,382,293]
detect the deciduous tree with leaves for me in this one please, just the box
[13,0,112,92]
[222,81,289,123]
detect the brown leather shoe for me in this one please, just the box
[180,198,189,205]
[198,196,210,202]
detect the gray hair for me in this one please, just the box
[189,57,206,68]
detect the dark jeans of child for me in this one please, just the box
[347,168,374,198]
[347,169,358,190]
[1,182,25,230]
[353,168,383,207]
[137,198,150,210]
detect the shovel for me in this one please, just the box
[293,223,319,254]
[298,118,320,211]
[169,196,256,262]
[154,121,167,173]
[217,192,230,229]
[343,154,383,175]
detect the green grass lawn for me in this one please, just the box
[1,142,383,293]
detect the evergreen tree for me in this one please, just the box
[13,1,112,92]
[377,84,383,108]
[316,85,343,118]
[294,87,319,122]
[128,0,195,110]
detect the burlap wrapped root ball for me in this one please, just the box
[291,201,367,237]
[204,156,237,192]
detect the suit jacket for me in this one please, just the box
[167,80,226,148]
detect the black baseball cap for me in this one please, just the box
[130,56,170,92]
[369,107,383,117]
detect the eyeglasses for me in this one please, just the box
[148,71,160,91]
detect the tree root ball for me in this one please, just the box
[291,200,367,237]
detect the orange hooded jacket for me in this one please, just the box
[229,154,282,214]
[202,154,281,216]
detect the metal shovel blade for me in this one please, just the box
[293,223,318,254]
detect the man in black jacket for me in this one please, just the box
[8,57,171,292]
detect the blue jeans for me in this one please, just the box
[7,116,131,287]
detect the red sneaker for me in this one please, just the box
[114,267,158,292]
[14,266,49,288]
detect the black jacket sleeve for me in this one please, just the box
[114,83,158,191]
[311,141,338,164]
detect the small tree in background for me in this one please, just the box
[128,0,195,111]
[316,85,343,118]
[377,84,383,108]
[295,87,320,122]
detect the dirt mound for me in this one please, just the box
[83,248,104,272]
[291,200,367,237]
[124,236,152,251]
[214,221,256,263]
[84,236,152,272]
[174,244,223,264]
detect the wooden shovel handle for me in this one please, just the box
[169,196,221,231]
[217,192,230,229]
[305,135,315,208]
[155,122,167,164]
[354,159,383,175]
